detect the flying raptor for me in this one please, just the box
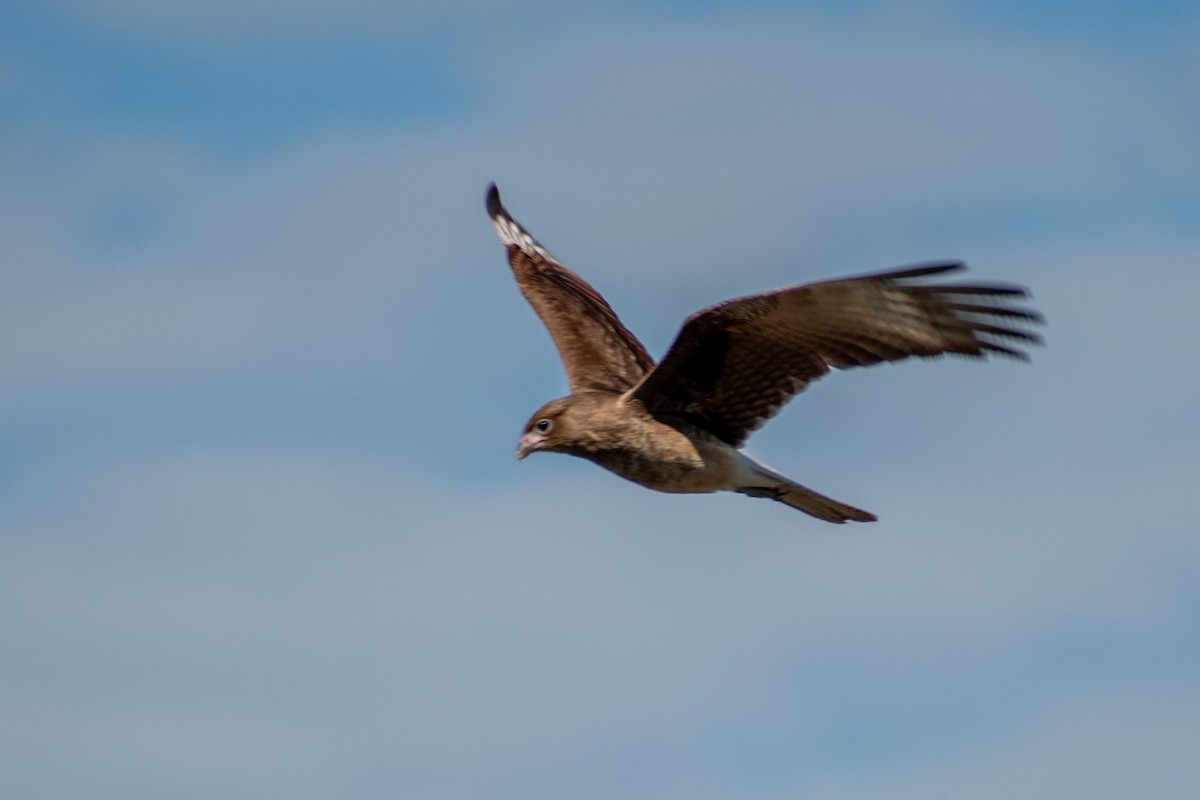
[486,184,1042,523]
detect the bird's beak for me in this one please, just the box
[516,432,545,460]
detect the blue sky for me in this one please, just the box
[2,1,1199,798]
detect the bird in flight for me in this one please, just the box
[486,184,1042,523]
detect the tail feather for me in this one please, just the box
[738,480,877,524]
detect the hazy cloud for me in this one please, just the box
[2,3,1198,798]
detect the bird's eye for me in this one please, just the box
[535,418,553,434]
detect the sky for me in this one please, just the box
[1,1,1198,798]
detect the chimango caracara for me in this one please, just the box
[486,184,1041,523]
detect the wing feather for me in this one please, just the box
[630,262,1043,446]
[487,184,654,393]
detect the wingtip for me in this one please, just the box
[485,184,555,258]
[485,182,504,219]
[889,261,967,280]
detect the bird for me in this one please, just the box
[486,183,1042,523]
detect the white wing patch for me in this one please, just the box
[490,208,557,262]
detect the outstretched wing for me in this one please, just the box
[487,184,654,393]
[630,263,1043,447]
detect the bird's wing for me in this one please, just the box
[629,262,1042,447]
[487,184,654,393]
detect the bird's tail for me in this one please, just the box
[735,458,877,523]
[738,480,877,523]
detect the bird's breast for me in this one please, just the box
[575,419,742,495]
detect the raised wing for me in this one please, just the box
[487,184,654,393]
[630,263,1042,447]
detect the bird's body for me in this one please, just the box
[520,392,733,492]
[487,184,1041,523]
[516,391,875,521]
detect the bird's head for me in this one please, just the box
[517,394,614,459]
[516,397,576,459]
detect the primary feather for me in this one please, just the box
[630,262,1042,446]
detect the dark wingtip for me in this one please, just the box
[867,261,965,282]
[895,261,966,279]
[485,183,503,219]
[981,341,1031,360]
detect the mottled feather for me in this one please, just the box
[630,264,1042,446]
[487,184,654,393]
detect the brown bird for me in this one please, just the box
[487,184,1042,523]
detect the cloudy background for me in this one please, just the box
[2,1,1198,797]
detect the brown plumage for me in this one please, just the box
[487,184,1042,523]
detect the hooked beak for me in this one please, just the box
[516,432,546,460]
